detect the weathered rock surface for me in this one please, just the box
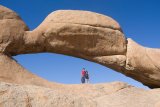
[0,82,160,107]
[0,5,28,55]
[0,53,60,88]
[19,10,127,56]
[0,4,160,107]
[15,8,160,88]
[125,38,160,88]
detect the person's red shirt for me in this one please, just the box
[81,70,85,76]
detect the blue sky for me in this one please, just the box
[1,0,160,89]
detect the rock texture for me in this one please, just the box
[0,5,28,55]
[0,82,160,107]
[0,53,60,88]
[125,39,160,88]
[0,4,160,107]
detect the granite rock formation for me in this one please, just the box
[1,82,160,107]
[0,5,160,107]
[0,5,160,88]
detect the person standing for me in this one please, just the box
[85,70,89,83]
[81,68,86,84]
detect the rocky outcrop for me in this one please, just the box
[1,4,160,107]
[125,39,160,88]
[0,82,160,107]
[0,5,28,55]
[0,53,61,88]
[0,5,159,88]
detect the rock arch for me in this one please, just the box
[0,5,160,88]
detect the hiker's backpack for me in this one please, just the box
[85,71,89,79]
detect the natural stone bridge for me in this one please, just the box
[0,5,160,88]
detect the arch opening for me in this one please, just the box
[14,53,149,89]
